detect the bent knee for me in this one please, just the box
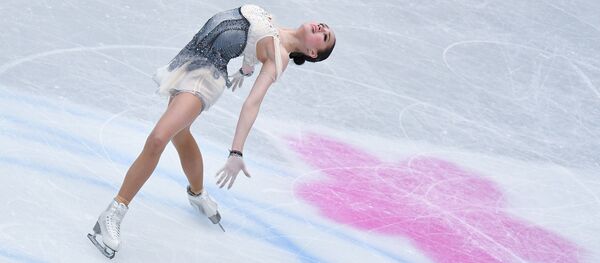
[145,133,170,154]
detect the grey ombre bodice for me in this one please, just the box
[167,5,282,87]
[168,7,250,87]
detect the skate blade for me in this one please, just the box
[209,212,225,232]
[208,212,221,224]
[87,233,116,259]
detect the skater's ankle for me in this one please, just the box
[114,195,130,207]
[187,185,203,196]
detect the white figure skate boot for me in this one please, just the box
[187,186,225,232]
[87,200,128,258]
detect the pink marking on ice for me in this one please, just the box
[288,133,582,263]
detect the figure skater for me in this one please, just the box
[87,4,335,258]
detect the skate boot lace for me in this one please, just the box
[105,205,125,238]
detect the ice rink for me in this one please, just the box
[1,0,599,262]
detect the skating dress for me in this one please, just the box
[153,5,283,111]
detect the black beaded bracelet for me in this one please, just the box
[239,68,253,77]
[229,149,243,157]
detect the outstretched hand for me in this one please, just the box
[216,155,251,189]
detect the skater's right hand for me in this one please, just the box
[229,67,253,92]
[216,154,251,189]
[229,71,245,92]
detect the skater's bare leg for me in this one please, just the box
[116,93,203,204]
[172,126,205,195]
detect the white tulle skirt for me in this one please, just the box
[153,62,226,112]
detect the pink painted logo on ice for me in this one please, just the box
[288,134,582,263]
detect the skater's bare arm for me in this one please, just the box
[219,60,280,189]
[230,42,288,152]
[230,59,277,152]
[217,40,288,190]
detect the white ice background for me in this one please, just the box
[1,0,600,262]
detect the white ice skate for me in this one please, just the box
[187,186,225,232]
[87,200,128,259]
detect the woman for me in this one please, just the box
[87,4,335,258]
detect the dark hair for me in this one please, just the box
[289,39,336,65]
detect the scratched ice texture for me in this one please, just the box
[1,0,599,262]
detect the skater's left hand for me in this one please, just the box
[216,154,251,189]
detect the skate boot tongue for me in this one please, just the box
[114,202,128,216]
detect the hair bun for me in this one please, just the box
[293,56,306,65]
[289,52,306,65]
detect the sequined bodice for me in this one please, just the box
[167,5,281,87]
[168,7,250,86]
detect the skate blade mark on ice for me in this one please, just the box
[87,222,116,259]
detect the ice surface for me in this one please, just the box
[1,0,599,262]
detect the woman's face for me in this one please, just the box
[301,22,335,58]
